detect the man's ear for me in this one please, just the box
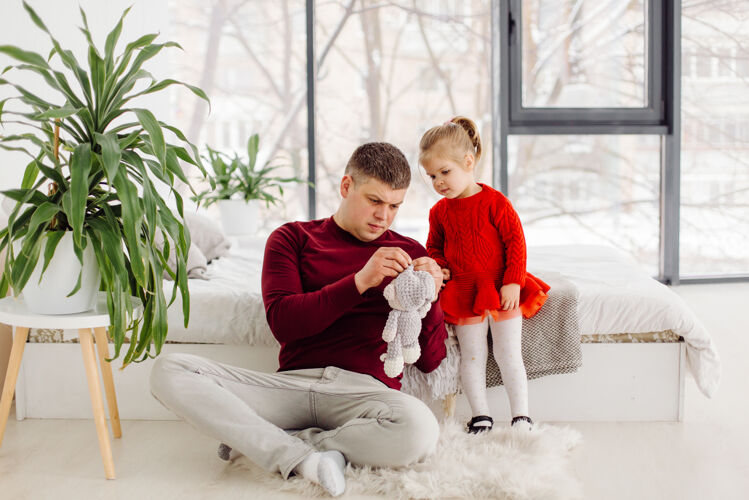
[340,175,354,199]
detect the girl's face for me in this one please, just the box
[422,153,477,199]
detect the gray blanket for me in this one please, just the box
[401,271,581,400]
[486,271,582,387]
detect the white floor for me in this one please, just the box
[0,283,747,500]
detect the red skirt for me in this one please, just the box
[440,270,549,325]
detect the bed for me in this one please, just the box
[12,242,720,422]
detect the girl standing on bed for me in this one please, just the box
[420,116,549,433]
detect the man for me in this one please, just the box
[150,142,447,497]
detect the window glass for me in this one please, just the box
[314,0,492,244]
[521,0,647,108]
[680,0,749,275]
[169,0,309,236]
[509,135,661,276]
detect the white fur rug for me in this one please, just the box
[228,421,583,499]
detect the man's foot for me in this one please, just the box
[294,450,347,497]
[467,415,493,434]
[217,443,242,462]
[511,415,534,432]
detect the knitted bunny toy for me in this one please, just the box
[381,264,437,377]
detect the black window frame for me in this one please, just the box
[496,0,682,284]
[507,0,666,133]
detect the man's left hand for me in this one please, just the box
[412,256,443,301]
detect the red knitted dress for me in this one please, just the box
[426,183,549,325]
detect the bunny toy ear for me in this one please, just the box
[384,282,395,302]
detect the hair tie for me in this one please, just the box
[443,118,455,126]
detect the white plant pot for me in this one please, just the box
[21,231,100,314]
[218,199,259,236]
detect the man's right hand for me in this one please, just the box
[355,247,412,294]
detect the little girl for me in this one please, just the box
[420,116,549,433]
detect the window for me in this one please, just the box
[509,135,661,276]
[696,53,712,78]
[501,0,673,279]
[520,0,648,109]
[168,0,309,235]
[313,0,492,243]
[717,49,733,77]
[680,0,749,277]
[738,56,749,77]
[507,0,663,130]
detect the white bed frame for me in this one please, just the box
[14,340,686,422]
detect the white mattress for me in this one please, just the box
[528,245,720,398]
[165,247,276,347]
[165,243,721,398]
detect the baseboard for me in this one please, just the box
[15,342,686,422]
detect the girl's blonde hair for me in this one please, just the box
[418,116,482,168]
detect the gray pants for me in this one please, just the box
[149,353,440,478]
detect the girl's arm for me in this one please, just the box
[426,206,448,269]
[497,200,527,287]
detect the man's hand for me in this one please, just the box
[355,247,412,294]
[413,256,444,300]
[499,283,521,310]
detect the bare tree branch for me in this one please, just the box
[414,0,456,113]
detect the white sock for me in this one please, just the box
[489,315,529,418]
[456,320,492,427]
[293,450,346,497]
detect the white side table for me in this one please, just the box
[0,292,142,479]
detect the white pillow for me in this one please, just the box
[185,212,231,263]
[153,230,208,280]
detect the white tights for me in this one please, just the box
[455,315,528,418]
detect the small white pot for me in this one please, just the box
[21,231,100,314]
[218,199,259,236]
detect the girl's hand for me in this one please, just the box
[440,268,450,290]
[500,283,520,310]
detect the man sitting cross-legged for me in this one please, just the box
[150,142,447,497]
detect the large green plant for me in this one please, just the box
[193,134,306,207]
[0,3,212,365]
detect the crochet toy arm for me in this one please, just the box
[383,309,400,342]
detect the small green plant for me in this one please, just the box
[0,2,212,365]
[193,134,307,207]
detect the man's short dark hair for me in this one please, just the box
[345,142,411,189]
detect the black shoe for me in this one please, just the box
[217,443,233,461]
[511,416,534,431]
[467,415,493,434]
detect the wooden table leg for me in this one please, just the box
[93,327,121,439]
[79,328,116,479]
[442,393,457,422]
[0,326,29,447]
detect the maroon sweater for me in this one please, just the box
[261,217,448,389]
